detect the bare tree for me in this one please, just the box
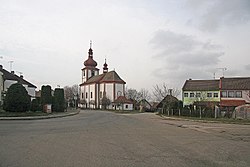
[64,84,80,107]
[138,88,151,101]
[152,83,180,102]
[125,88,140,102]
[101,95,111,110]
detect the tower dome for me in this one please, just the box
[84,45,97,67]
[103,59,108,73]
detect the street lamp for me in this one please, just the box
[74,95,77,109]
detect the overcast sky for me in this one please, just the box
[0,0,249,92]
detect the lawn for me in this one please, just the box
[0,110,50,117]
[160,114,250,125]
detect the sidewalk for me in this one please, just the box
[0,109,80,120]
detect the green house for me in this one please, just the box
[182,79,220,107]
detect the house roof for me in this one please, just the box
[113,96,133,104]
[157,95,179,108]
[0,66,37,88]
[81,70,126,86]
[182,79,219,91]
[221,77,250,90]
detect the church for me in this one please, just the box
[80,43,132,110]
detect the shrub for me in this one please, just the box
[3,83,30,112]
[53,88,65,112]
[30,99,40,111]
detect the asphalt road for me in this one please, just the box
[0,110,250,167]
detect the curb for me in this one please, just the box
[159,114,250,125]
[0,110,80,121]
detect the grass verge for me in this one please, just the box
[160,114,250,125]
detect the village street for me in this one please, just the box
[0,110,250,167]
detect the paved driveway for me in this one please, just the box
[0,110,249,167]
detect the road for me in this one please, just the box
[0,110,250,167]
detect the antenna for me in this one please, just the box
[8,61,14,71]
[216,67,227,77]
[16,71,23,76]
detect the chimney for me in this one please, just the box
[11,71,14,74]
[168,89,173,96]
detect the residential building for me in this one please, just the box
[182,79,220,107]
[79,44,127,109]
[113,96,134,110]
[220,77,250,110]
[0,71,3,105]
[182,77,250,110]
[0,65,37,101]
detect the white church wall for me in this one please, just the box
[106,83,114,101]
[115,84,124,97]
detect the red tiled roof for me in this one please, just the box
[114,96,133,104]
[81,71,126,86]
[220,100,246,107]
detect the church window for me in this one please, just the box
[86,92,88,98]
[82,93,84,98]
[91,70,95,77]
[91,92,93,98]
[100,91,102,98]
[83,70,85,76]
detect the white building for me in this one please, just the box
[80,45,128,109]
[0,65,37,102]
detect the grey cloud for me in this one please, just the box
[150,30,223,82]
[245,64,250,70]
[185,0,250,32]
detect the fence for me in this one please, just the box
[159,108,215,118]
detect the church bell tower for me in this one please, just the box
[82,41,99,83]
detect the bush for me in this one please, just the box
[53,88,65,112]
[41,85,52,112]
[3,83,30,112]
[30,99,40,111]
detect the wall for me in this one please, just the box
[183,90,220,106]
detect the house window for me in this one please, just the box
[228,91,234,98]
[213,93,218,98]
[221,91,227,98]
[235,91,242,98]
[125,105,128,109]
[196,93,201,98]
[190,93,195,97]
[86,92,88,98]
[91,92,93,99]
[207,93,212,98]
[184,93,188,97]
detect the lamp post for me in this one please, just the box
[74,95,77,109]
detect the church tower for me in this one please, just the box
[103,59,108,73]
[82,41,99,83]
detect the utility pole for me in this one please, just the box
[217,67,227,77]
[8,61,14,71]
